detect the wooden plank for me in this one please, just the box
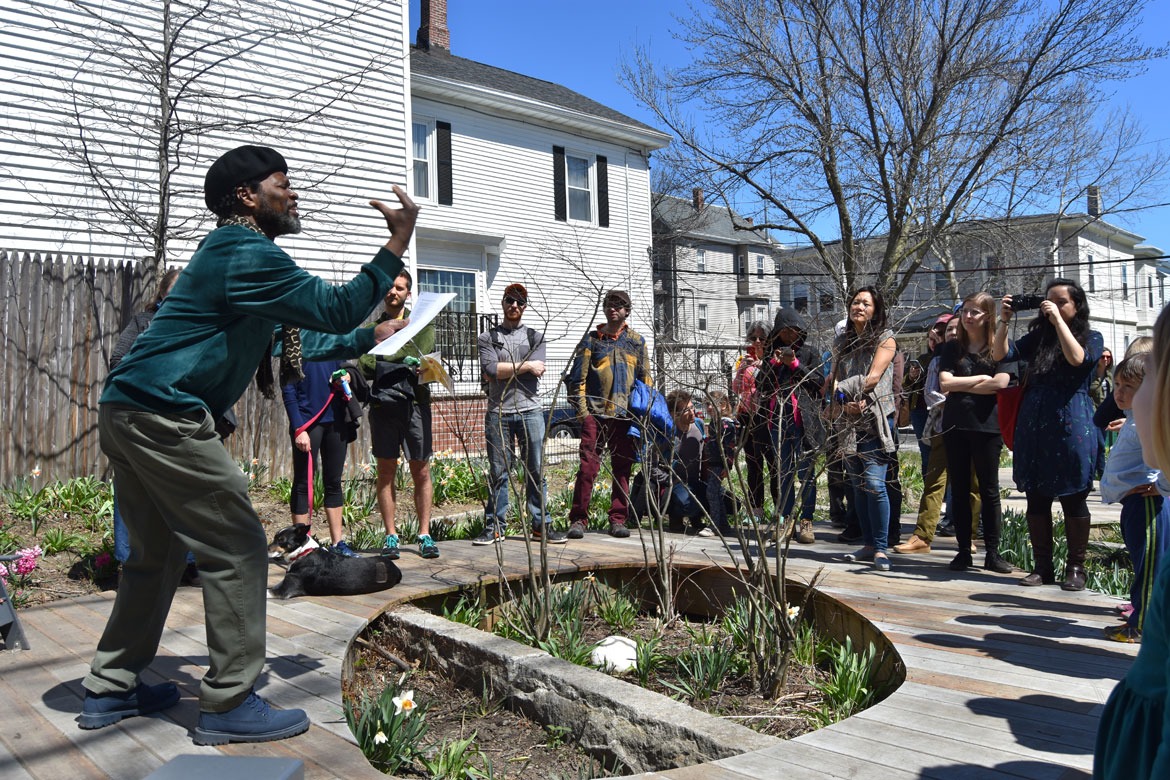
[718,741,919,780]
[799,721,1066,780]
[0,674,107,780]
[856,701,1094,770]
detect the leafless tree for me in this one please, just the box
[622,0,1168,304]
[8,0,397,278]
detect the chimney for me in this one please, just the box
[1087,185,1101,217]
[744,216,753,226]
[418,0,450,51]
[692,187,703,212]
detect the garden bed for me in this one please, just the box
[343,564,904,778]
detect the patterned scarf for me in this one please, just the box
[215,216,303,397]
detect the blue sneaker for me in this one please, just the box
[382,533,400,560]
[332,540,360,558]
[418,534,440,559]
[193,690,310,746]
[78,681,180,729]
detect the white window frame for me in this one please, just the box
[411,117,436,203]
[756,254,764,279]
[564,150,594,225]
[1087,253,1095,293]
[1122,264,1129,298]
[697,303,708,332]
[697,248,705,273]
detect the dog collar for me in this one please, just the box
[286,537,320,562]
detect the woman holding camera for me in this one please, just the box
[993,279,1103,590]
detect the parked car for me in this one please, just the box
[545,405,581,440]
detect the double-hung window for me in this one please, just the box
[698,304,708,332]
[412,120,433,200]
[552,146,609,227]
[410,117,453,205]
[697,249,706,273]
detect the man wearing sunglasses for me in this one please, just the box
[475,284,566,545]
[566,289,651,539]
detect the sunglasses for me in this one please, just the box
[503,296,527,307]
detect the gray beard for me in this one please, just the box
[255,204,302,237]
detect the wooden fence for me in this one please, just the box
[1,250,150,484]
[0,250,565,490]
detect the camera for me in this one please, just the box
[1008,294,1044,311]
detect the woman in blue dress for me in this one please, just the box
[993,278,1103,591]
[1094,303,1170,779]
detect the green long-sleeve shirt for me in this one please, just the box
[102,225,402,419]
[357,308,435,406]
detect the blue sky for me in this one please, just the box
[411,1,1170,249]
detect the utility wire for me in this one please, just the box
[659,253,1170,278]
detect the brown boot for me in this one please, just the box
[1061,515,1091,591]
[1020,513,1056,586]
[796,519,815,544]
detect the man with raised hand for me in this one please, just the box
[565,289,651,539]
[475,283,566,545]
[79,145,417,746]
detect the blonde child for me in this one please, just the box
[1099,354,1169,643]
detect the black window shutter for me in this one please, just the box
[596,155,609,228]
[553,145,566,222]
[436,121,453,205]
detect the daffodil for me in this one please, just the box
[583,572,596,583]
[392,690,416,716]
[786,605,800,621]
[373,730,388,744]
[31,466,41,478]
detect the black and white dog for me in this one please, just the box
[267,523,402,600]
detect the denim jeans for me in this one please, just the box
[484,409,547,530]
[777,423,816,521]
[845,434,891,553]
[667,481,705,527]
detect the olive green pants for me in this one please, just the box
[84,405,267,713]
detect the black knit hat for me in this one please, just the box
[203,145,288,212]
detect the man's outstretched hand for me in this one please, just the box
[374,317,410,343]
[371,185,419,259]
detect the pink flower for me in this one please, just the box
[94,552,112,568]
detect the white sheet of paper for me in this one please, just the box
[367,292,457,356]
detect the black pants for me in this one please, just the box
[741,414,777,513]
[290,421,347,515]
[943,429,1003,554]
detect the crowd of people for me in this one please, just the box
[77,146,1170,773]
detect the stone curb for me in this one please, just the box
[380,604,780,773]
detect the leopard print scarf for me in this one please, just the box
[215,217,304,396]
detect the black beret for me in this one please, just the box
[203,145,288,211]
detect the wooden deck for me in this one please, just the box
[0,522,1131,780]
